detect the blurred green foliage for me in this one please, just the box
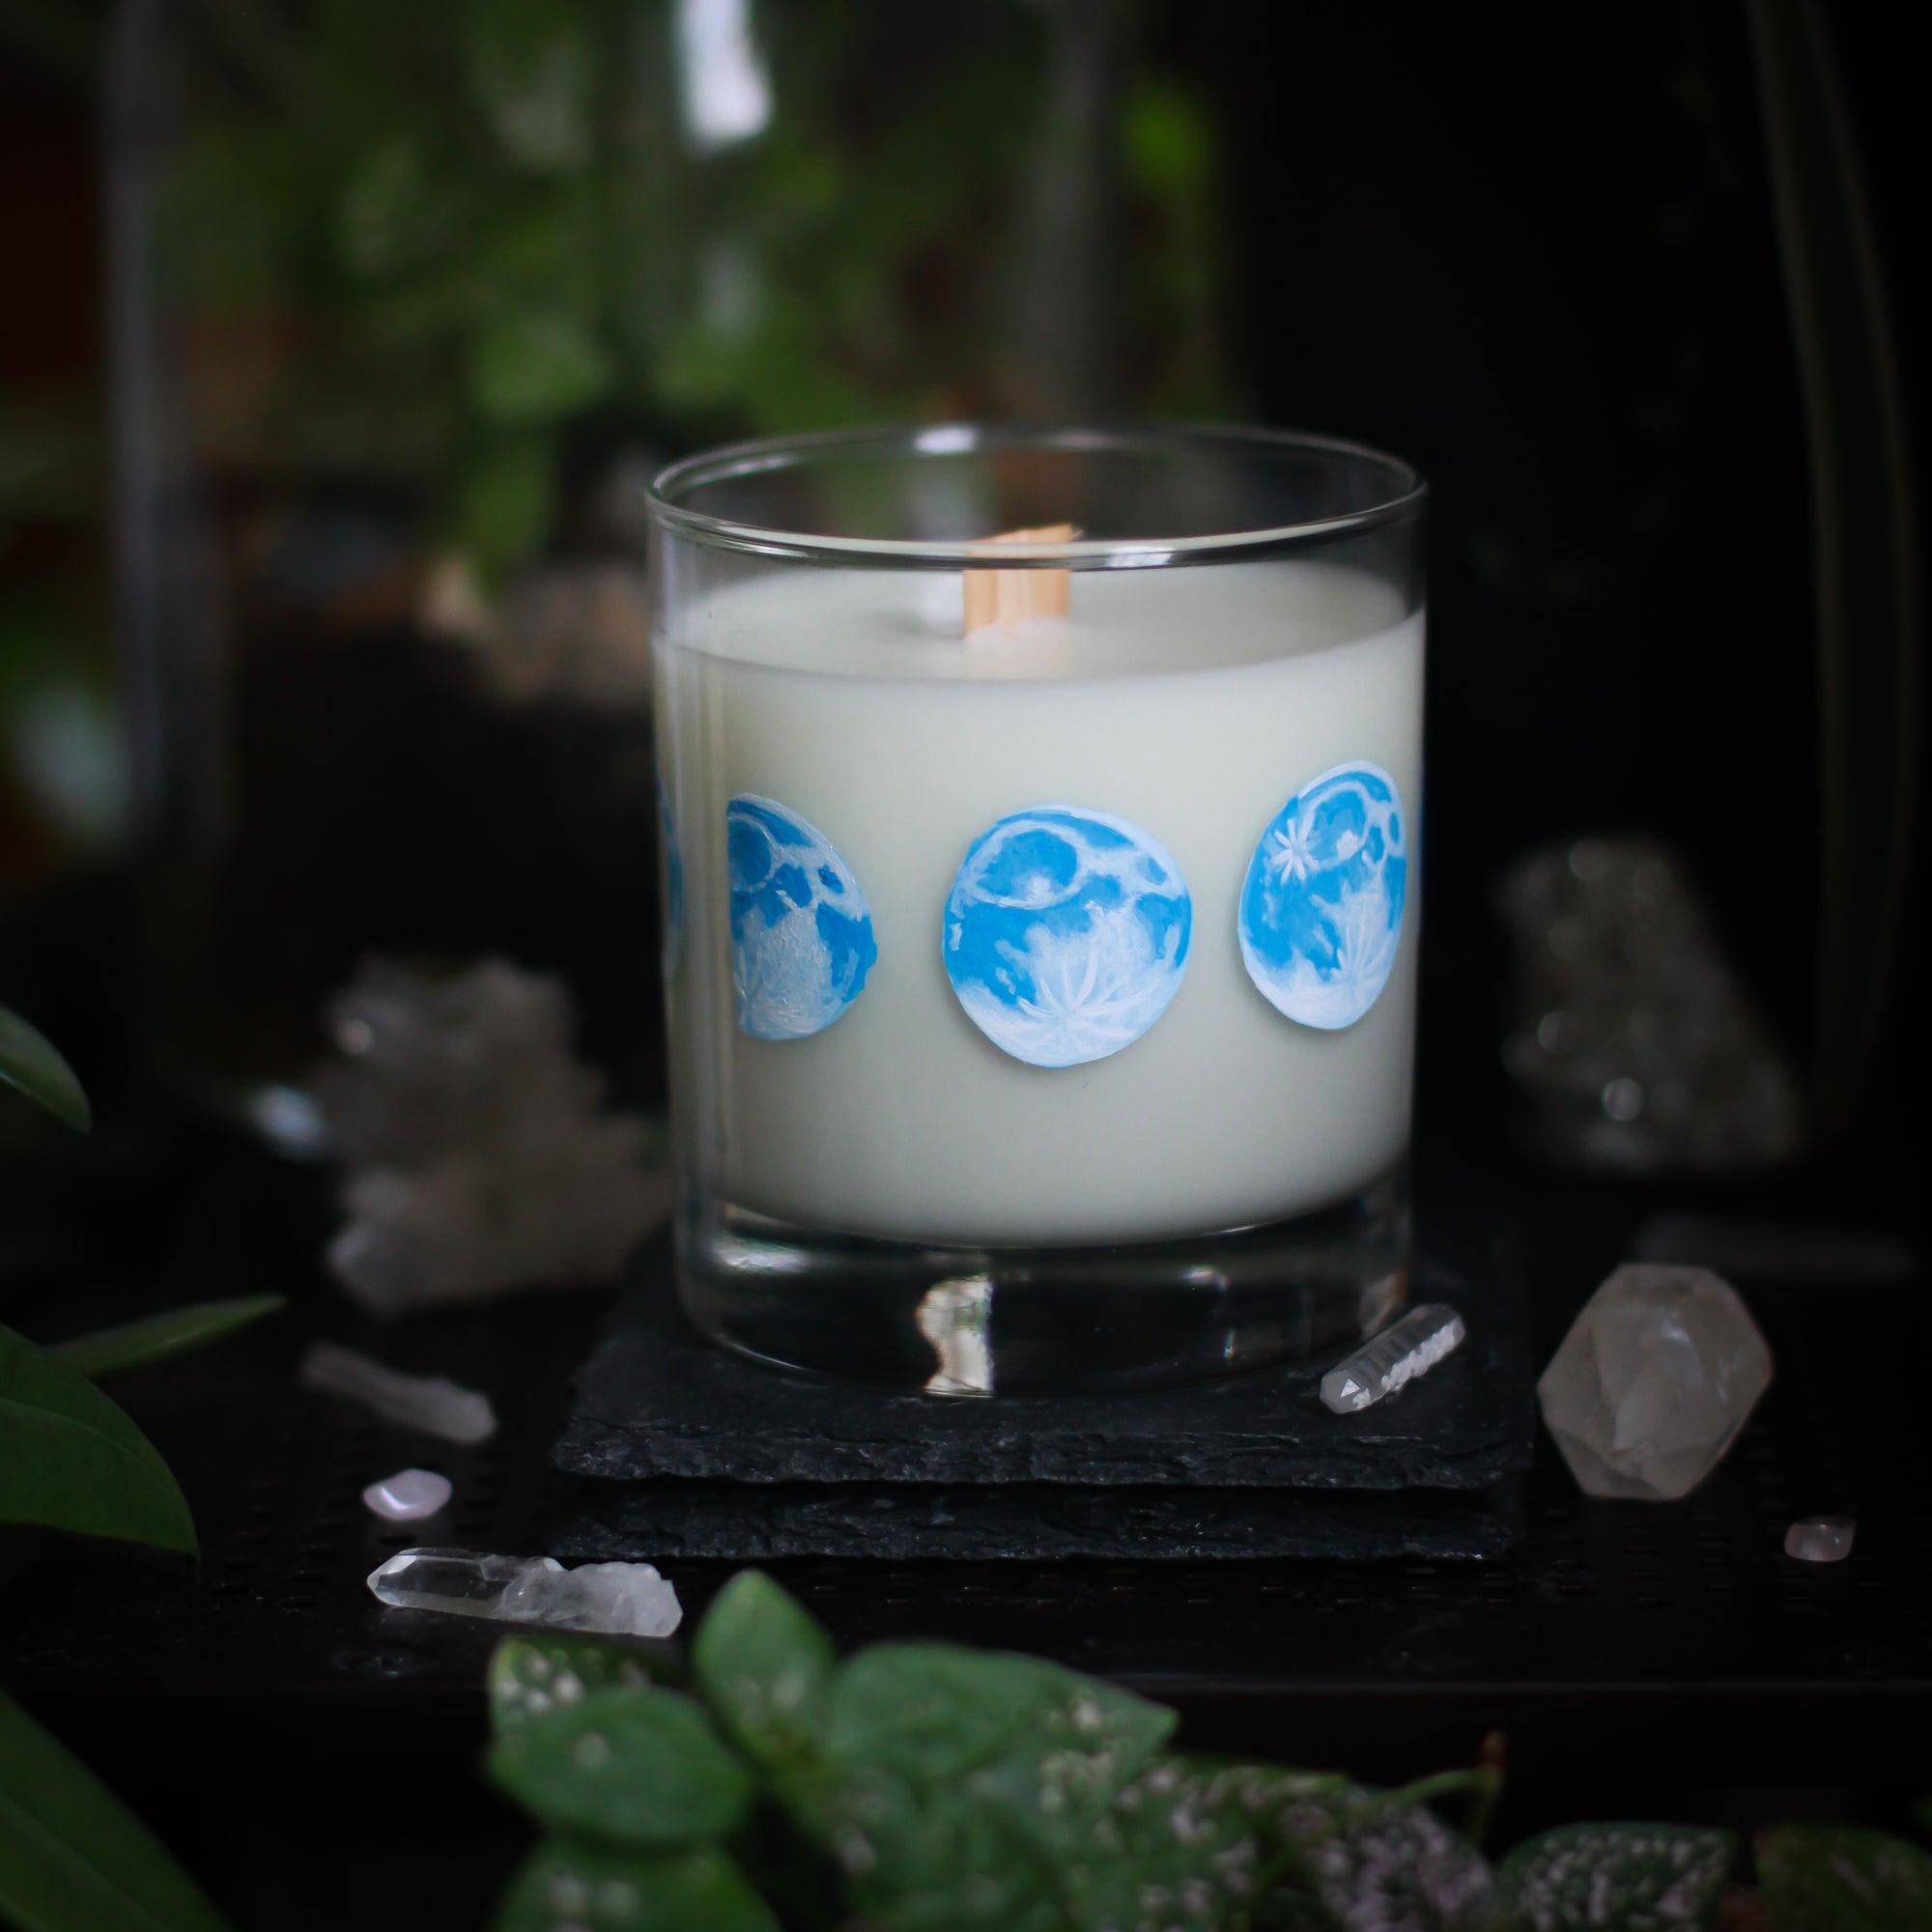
[484,1571,1932,1932]
[0,392,122,870]
[155,0,1230,580]
[0,1,1227,872]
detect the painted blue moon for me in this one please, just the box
[1239,761,1407,1030]
[944,806,1192,1068]
[727,795,877,1039]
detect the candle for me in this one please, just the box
[648,425,1427,1391]
[657,558,1422,1246]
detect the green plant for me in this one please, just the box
[1757,1823,1932,1929]
[154,0,1228,582]
[0,1688,233,1932]
[0,1008,90,1134]
[482,1569,1920,1932]
[1,1004,287,1563]
[2,1005,276,1931]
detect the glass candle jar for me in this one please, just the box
[649,425,1426,1393]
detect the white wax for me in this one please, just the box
[657,559,1423,1246]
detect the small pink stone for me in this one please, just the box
[363,1468,453,1521]
[1783,1517,1855,1564]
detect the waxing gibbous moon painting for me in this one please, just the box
[726,794,877,1039]
[943,806,1193,1069]
[1239,761,1408,1030]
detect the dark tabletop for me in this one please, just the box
[2,1139,1925,1927]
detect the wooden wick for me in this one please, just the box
[962,524,1076,635]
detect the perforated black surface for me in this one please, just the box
[3,1151,1928,1924]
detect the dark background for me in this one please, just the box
[5,2,1924,1185]
[1,4,1927,1923]
[1206,5,1924,1196]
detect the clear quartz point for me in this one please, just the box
[301,1342,497,1444]
[1321,1303,1466,1414]
[367,1547,682,1636]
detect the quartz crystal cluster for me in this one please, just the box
[1538,1264,1772,1501]
[420,557,653,708]
[367,1548,681,1637]
[314,958,670,1313]
[1496,839,1803,1173]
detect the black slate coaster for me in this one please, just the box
[554,1224,1533,1493]
[554,1474,1525,1564]
[548,1210,1535,1560]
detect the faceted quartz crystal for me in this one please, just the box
[1538,1263,1772,1500]
[300,1342,497,1444]
[1785,1517,1855,1563]
[1321,1303,1465,1414]
[362,1468,453,1521]
[368,1548,682,1637]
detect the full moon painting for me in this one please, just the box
[727,795,877,1039]
[1239,761,1407,1030]
[944,806,1192,1068]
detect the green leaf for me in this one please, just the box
[807,1644,1178,1932]
[494,1838,778,1932]
[51,1298,287,1381]
[0,1007,89,1132]
[488,1688,753,1851]
[0,1687,234,1932]
[824,1644,1176,1795]
[465,0,596,173]
[691,1570,837,1775]
[1073,1756,1349,1930]
[335,140,458,281]
[468,308,613,425]
[1758,1824,1932,1931]
[1498,1823,1735,1930]
[457,436,558,580]
[0,1327,196,1555]
[490,1634,678,1734]
[955,1686,1187,1865]
[847,1813,1063,1932]
[1121,79,1213,195]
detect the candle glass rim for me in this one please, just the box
[645,422,1426,567]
